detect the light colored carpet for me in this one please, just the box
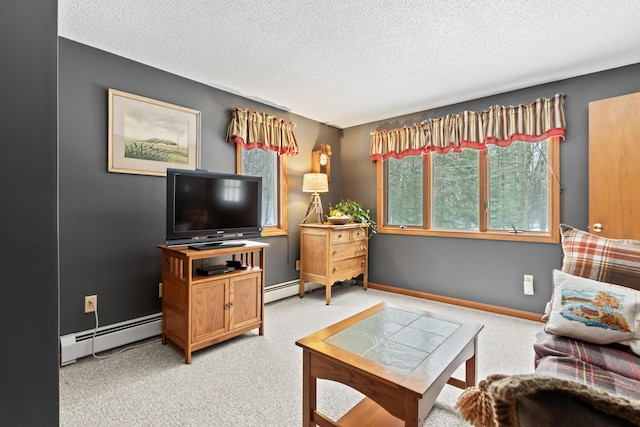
[59,285,542,426]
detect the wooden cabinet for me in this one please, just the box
[158,241,268,364]
[299,224,368,304]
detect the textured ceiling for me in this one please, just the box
[58,0,640,128]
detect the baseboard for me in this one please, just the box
[60,313,162,366]
[264,280,323,304]
[368,282,544,322]
[60,280,322,366]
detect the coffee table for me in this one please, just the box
[295,302,484,426]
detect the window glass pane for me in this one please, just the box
[488,141,548,231]
[242,149,278,227]
[386,156,423,226]
[432,149,478,230]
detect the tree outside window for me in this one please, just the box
[379,137,559,242]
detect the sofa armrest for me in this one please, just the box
[457,374,640,427]
[516,389,637,427]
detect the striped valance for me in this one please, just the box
[226,107,300,156]
[370,93,566,161]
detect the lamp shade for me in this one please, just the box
[302,173,329,193]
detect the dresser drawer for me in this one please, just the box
[350,227,367,241]
[330,241,367,261]
[331,228,352,243]
[330,256,367,278]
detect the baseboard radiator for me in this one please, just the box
[60,280,318,366]
[60,313,162,366]
[264,279,325,303]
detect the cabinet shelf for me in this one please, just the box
[190,266,262,285]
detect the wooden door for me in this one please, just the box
[589,92,640,239]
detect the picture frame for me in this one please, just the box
[108,89,201,176]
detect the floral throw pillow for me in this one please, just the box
[545,270,639,351]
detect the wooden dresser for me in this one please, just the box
[299,223,368,304]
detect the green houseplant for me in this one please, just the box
[328,199,377,236]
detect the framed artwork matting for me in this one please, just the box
[108,89,201,176]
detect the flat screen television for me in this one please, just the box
[166,168,263,247]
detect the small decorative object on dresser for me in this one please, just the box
[329,199,377,236]
[302,173,329,224]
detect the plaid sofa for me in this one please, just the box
[535,329,640,401]
[458,226,640,426]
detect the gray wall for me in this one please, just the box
[58,38,343,335]
[341,63,640,313]
[0,1,59,424]
[59,37,640,331]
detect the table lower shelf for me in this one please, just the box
[337,397,403,427]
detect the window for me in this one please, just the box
[237,144,288,236]
[377,137,560,242]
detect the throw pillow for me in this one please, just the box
[544,270,637,347]
[560,224,640,291]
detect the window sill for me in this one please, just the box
[260,228,288,238]
[378,226,559,243]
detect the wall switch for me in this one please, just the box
[84,295,97,313]
[295,260,300,271]
[523,275,534,295]
[159,282,163,298]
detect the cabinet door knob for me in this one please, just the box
[593,223,603,232]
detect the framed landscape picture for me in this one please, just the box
[108,89,201,176]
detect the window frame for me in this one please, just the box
[376,136,560,243]
[236,144,288,237]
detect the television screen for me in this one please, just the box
[166,169,262,246]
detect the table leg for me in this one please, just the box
[403,394,420,427]
[302,350,316,427]
[465,337,478,387]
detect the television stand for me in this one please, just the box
[188,241,247,250]
[158,240,268,364]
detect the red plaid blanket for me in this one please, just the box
[535,329,640,400]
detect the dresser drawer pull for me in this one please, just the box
[360,245,366,251]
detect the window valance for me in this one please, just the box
[370,93,566,161]
[226,107,300,156]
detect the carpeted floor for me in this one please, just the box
[59,285,542,426]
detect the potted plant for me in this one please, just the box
[328,199,377,236]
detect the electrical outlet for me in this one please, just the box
[159,282,163,298]
[523,275,534,295]
[295,260,300,271]
[84,295,97,313]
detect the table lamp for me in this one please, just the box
[302,173,329,223]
